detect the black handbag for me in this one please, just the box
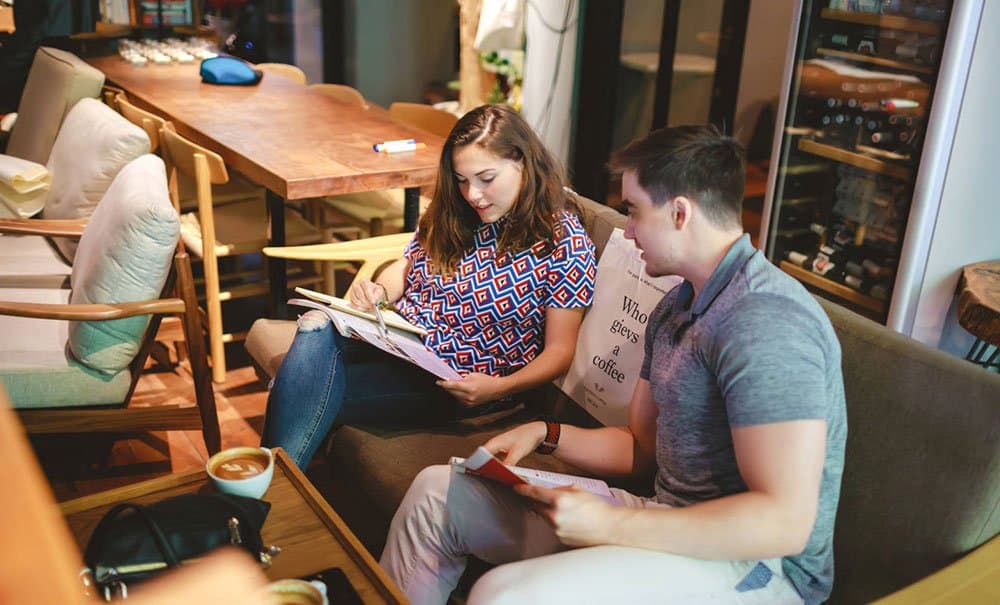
[82,493,277,601]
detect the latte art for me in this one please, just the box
[214,456,266,479]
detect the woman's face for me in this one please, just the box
[452,143,523,223]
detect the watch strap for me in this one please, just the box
[535,421,560,455]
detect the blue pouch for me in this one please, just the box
[199,56,262,86]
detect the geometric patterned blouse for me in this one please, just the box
[396,210,596,376]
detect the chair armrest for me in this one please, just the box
[0,218,88,239]
[0,298,186,321]
[262,231,413,262]
[871,535,1000,603]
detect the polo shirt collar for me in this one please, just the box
[674,233,756,321]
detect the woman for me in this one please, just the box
[263,104,596,469]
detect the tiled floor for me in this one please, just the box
[34,356,270,503]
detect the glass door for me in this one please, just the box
[765,0,951,322]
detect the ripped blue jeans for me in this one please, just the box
[261,311,456,469]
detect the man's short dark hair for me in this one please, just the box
[609,124,746,228]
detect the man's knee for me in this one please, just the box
[469,563,560,605]
[296,310,331,332]
[406,464,452,504]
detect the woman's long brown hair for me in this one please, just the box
[417,104,576,276]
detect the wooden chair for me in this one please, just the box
[101,85,127,111]
[115,94,264,212]
[310,83,368,109]
[256,63,307,85]
[159,126,322,382]
[0,155,220,454]
[387,102,459,139]
[316,103,454,237]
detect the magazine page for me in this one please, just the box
[287,297,461,381]
[451,446,615,502]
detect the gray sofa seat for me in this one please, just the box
[244,195,1000,604]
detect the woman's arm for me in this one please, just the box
[437,306,584,406]
[347,258,409,310]
[500,306,583,395]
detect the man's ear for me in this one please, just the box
[672,196,692,230]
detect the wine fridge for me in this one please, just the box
[760,0,1000,356]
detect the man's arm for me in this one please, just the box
[484,378,659,479]
[518,418,826,560]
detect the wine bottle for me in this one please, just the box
[811,245,846,282]
[785,250,815,269]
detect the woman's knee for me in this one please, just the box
[296,310,332,332]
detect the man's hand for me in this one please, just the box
[436,373,507,407]
[514,484,622,547]
[347,279,387,312]
[482,421,547,465]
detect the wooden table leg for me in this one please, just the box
[267,190,288,319]
[403,186,420,232]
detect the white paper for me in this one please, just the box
[288,297,461,381]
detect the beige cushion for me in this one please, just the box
[42,98,151,261]
[68,155,178,374]
[7,47,105,165]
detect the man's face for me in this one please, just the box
[621,170,680,278]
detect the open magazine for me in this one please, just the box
[289,287,461,380]
[450,446,615,503]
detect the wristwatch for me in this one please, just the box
[534,421,561,455]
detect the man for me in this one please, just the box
[380,125,847,605]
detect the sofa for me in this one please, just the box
[245,195,1000,604]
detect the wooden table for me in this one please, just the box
[60,448,407,604]
[87,55,444,317]
[957,260,1000,370]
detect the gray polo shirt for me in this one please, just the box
[641,234,847,605]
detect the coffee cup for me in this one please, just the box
[206,446,274,499]
[264,579,327,605]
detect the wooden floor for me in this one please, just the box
[34,354,271,503]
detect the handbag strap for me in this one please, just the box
[84,502,181,570]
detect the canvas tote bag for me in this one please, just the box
[558,228,681,425]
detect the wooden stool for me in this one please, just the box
[956,260,1000,371]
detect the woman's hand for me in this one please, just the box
[483,421,547,465]
[347,279,387,312]
[436,373,508,407]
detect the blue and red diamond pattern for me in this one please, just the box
[396,212,596,376]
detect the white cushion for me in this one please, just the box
[68,155,179,374]
[42,97,151,261]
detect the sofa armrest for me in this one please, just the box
[870,535,999,604]
[0,297,186,320]
[0,218,87,239]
